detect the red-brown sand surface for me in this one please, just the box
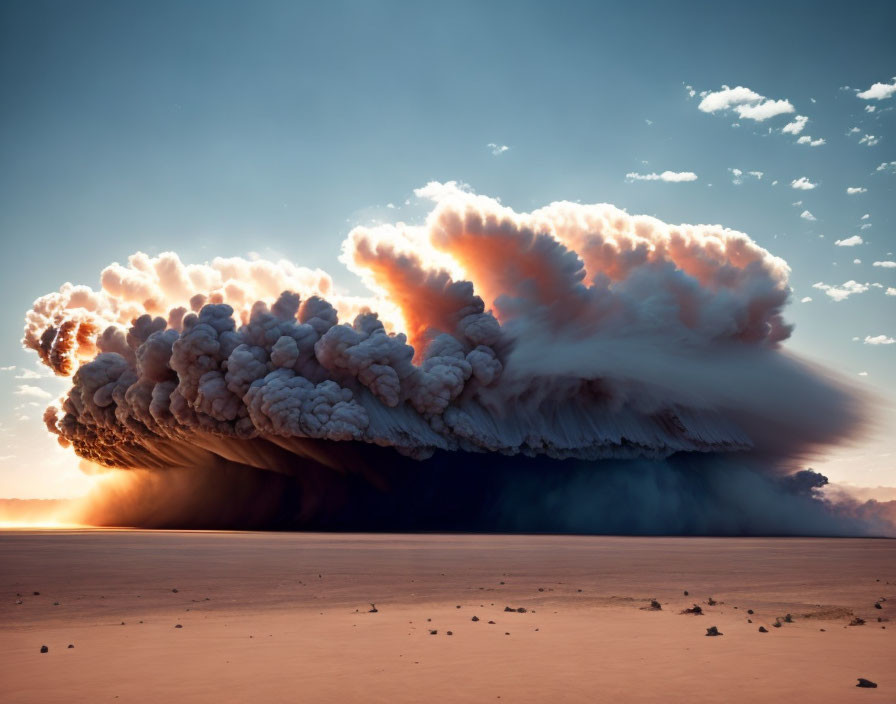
[0,531,893,702]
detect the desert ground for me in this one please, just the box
[0,531,893,703]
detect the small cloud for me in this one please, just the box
[800,210,816,221]
[863,334,895,345]
[858,371,868,376]
[791,177,817,190]
[861,213,870,220]
[796,135,825,146]
[0,365,15,372]
[846,187,867,194]
[645,119,653,125]
[887,287,896,296]
[865,105,876,113]
[876,161,896,173]
[386,203,396,209]
[853,259,862,264]
[748,171,763,179]
[848,126,861,134]
[14,385,52,399]
[771,180,778,186]
[792,200,803,207]
[781,115,808,135]
[856,77,896,101]
[697,85,794,122]
[734,99,795,121]
[812,280,869,301]
[685,84,696,98]
[626,171,698,183]
[800,296,813,303]
[873,260,896,268]
[859,134,880,146]
[487,143,509,156]
[860,224,872,230]
[15,369,43,380]
[835,235,863,247]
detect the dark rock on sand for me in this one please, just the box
[758,626,768,632]
[874,603,882,609]
[488,620,496,624]
[175,624,183,628]
[68,644,74,648]
[707,597,717,606]
[650,600,662,610]
[705,626,722,636]
[682,604,703,615]
[429,629,437,635]
[368,604,378,613]
[850,617,866,626]
[856,678,877,688]
[747,609,754,615]
[784,613,793,623]
[40,645,48,653]
[471,616,479,622]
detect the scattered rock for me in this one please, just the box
[850,617,866,626]
[33,592,40,596]
[53,602,60,606]
[456,605,461,609]
[171,588,178,593]
[429,630,437,635]
[368,604,378,613]
[856,678,877,689]
[784,613,793,623]
[747,619,752,623]
[683,590,689,596]
[504,632,510,636]
[707,597,717,606]
[758,626,768,633]
[68,644,74,648]
[538,588,544,592]
[174,624,183,628]
[15,600,22,605]
[820,628,825,632]
[504,606,514,612]
[681,604,703,615]
[747,609,754,615]
[40,645,48,653]
[577,589,582,593]
[471,616,479,622]
[705,626,722,636]
[446,631,453,636]
[773,621,782,628]
[649,600,662,610]
[874,603,882,609]
[488,620,496,624]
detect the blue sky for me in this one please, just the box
[1,0,894,497]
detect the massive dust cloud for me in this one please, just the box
[22,182,891,534]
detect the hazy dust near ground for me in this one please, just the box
[0,531,893,703]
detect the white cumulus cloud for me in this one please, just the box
[697,85,794,122]
[791,177,817,190]
[800,296,813,303]
[863,335,895,345]
[487,143,509,156]
[781,115,808,135]
[796,135,825,146]
[14,385,52,399]
[877,161,896,173]
[800,210,816,221]
[873,261,896,268]
[626,171,698,183]
[835,235,864,247]
[859,134,880,146]
[856,77,896,101]
[812,280,869,301]
[847,187,867,194]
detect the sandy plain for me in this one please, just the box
[0,531,893,703]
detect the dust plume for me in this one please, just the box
[21,183,889,534]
